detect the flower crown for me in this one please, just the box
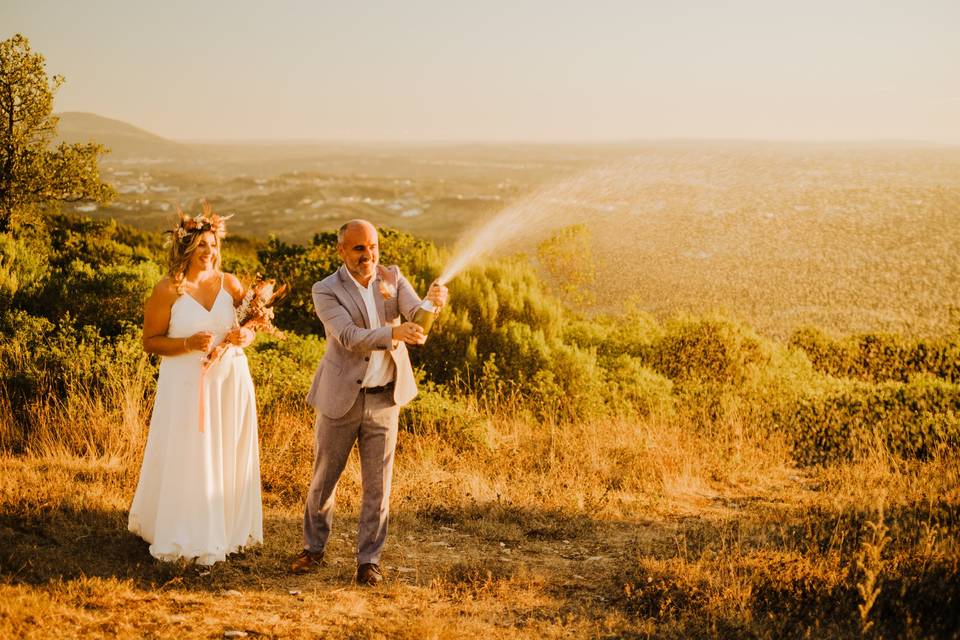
[167,202,232,244]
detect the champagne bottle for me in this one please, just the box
[412,299,438,336]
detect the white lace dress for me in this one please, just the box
[128,279,263,565]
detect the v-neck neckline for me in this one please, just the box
[182,274,224,313]
[183,288,223,314]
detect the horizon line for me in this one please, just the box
[56,111,960,149]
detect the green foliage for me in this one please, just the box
[376,227,445,293]
[423,257,564,380]
[530,343,606,421]
[0,310,148,401]
[0,309,56,411]
[400,380,492,450]
[45,212,163,269]
[789,326,960,383]
[420,255,643,422]
[37,260,161,336]
[0,34,114,231]
[780,376,960,465]
[600,354,675,417]
[220,235,265,279]
[11,213,163,335]
[243,332,325,415]
[649,317,766,386]
[2,209,959,465]
[0,309,152,452]
[256,232,341,335]
[565,311,663,360]
[0,231,50,312]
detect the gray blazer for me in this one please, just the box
[306,264,421,418]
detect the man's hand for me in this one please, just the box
[392,322,426,345]
[427,281,449,309]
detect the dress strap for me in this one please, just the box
[219,272,225,292]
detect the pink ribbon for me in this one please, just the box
[198,366,206,433]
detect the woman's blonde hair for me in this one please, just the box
[165,202,229,293]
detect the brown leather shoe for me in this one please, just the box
[290,549,325,574]
[356,562,383,586]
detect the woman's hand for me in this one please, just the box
[185,331,215,353]
[225,327,255,348]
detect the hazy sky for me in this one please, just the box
[2,0,958,143]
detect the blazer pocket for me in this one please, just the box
[319,360,342,379]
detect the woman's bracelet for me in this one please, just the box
[183,337,189,352]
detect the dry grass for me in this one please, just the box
[2,403,959,639]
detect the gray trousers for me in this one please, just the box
[302,389,400,564]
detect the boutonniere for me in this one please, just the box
[378,279,395,300]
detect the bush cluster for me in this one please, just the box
[0,309,151,453]
[2,212,959,466]
[780,376,960,465]
[789,327,960,383]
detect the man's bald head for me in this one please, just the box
[337,219,380,285]
[338,219,377,246]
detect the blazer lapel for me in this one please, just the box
[337,266,370,328]
[374,268,388,326]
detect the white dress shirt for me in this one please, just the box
[347,270,396,388]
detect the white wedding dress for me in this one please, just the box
[129,276,263,565]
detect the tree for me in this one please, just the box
[0,33,114,232]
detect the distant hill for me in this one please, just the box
[54,112,191,160]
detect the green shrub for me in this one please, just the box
[400,380,492,450]
[789,327,960,383]
[539,343,606,421]
[418,256,614,419]
[244,332,326,415]
[422,257,565,379]
[0,309,153,453]
[0,309,57,415]
[5,210,960,465]
[779,376,960,465]
[32,260,161,336]
[0,232,51,312]
[601,354,675,417]
[220,234,266,279]
[0,310,148,401]
[46,212,163,269]
[650,316,766,386]
[256,234,339,336]
[565,311,662,360]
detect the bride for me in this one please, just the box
[128,205,263,565]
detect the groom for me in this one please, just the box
[292,219,448,585]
